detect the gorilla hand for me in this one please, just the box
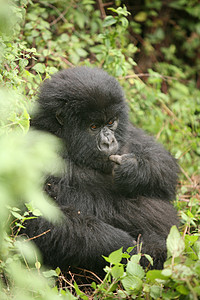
[109,153,140,196]
[109,153,137,165]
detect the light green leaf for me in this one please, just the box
[150,285,162,299]
[144,254,153,266]
[43,270,58,278]
[126,261,145,279]
[103,16,117,27]
[130,254,141,264]
[122,275,143,293]
[32,63,46,74]
[167,226,185,257]
[107,247,123,264]
[146,269,169,281]
[111,265,124,279]
[103,248,123,265]
[134,12,147,22]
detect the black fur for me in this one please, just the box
[25,67,179,273]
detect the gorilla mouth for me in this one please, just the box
[97,142,119,157]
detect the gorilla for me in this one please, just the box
[25,67,179,274]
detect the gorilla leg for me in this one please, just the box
[24,207,136,273]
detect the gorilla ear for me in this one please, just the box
[56,108,64,126]
[31,107,64,137]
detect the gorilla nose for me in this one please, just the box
[99,136,118,155]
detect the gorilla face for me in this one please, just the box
[35,67,129,170]
[93,117,119,156]
[60,106,123,172]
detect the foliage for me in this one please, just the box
[91,5,137,76]
[0,0,200,299]
[53,228,200,299]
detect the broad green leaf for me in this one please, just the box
[11,211,23,219]
[150,285,162,299]
[111,265,124,279]
[43,269,58,278]
[167,226,185,257]
[130,254,141,264]
[126,261,145,279]
[176,284,189,295]
[117,290,128,298]
[103,16,117,27]
[106,247,123,264]
[134,12,147,22]
[32,63,46,74]
[161,268,172,277]
[122,275,143,293]
[146,269,169,281]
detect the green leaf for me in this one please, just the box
[161,268,172,277]
[130,254,141,264]
[103,16,117,27]
[120,17,129,28]
[91,282,96,290]
[75,48,88,57]
[146,270,169,281]
[134,12,147,22]
[32,208,42,217]
[55,267,61,276]
[104,247,123,264]
[126,246,135,253]
[144,254,153,266]
[167,226,185,257]
[17,108,30,132]
[111,265,124,279]
[43,269,58,278]
[32,63,46,74]
[194,241,200,259]
[126,261,145,279]
[176,284,189,295]
[11,211,23,220]
[74,282,88,300]
[117,290,128,298]
[19,59,28,69]
[108,6,130,17]
[122,275,143,293]
[194,286,200,296]
[150,285,162,299]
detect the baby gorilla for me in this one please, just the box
[26,67,179,274]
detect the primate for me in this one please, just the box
[25,67,179,274]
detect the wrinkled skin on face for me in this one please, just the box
[93,118,119,156]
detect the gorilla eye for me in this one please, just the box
[107,119,115,126]
[90,124,98,130]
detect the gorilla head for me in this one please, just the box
[33,67,129,171]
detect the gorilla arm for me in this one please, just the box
[24,207,136,273]
[110,125,179,200]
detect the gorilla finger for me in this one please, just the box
[109,155,122,165]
